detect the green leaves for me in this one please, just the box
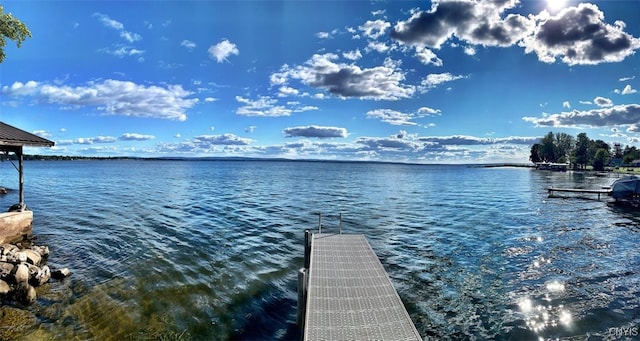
[0,5,32,63]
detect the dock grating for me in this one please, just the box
[303,234,421,341]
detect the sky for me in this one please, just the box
[1,0,639,164]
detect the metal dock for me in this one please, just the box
[548,187,611,200]
[299,232,421,341]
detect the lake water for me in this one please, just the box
[0,160,638,340]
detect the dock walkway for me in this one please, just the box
[302,233,421,341]
[548,187,611,200]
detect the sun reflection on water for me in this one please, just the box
[519,279,573,336]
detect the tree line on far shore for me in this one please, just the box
[530,131,640,171]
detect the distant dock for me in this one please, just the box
[547,187,612,200]
[298,228,421,340]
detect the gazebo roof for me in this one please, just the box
[0,122,55,148]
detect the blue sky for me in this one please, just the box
[1,0,639,163]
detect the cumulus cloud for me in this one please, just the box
[417,135,539,145]
[391,1,639,66]
[594,96,613,107]
[120,133,155,141]
[415,46,443,66]
[270,53,414,100]
[235,95,317,117]
[359,19,391,40]
[523,3,639,65]
[283,125,348,139]
[366,109,416,126]
[356,136,421,151]
[156,134,254,154]
[93,13,141,43]
[208,39,239,63]
[192,134,252,146]
[2,80,197,121]
[523,104,640,127]
[343,49,363,61]
[57,136,117,145]
[391,0,532,49]
[618,84,638,95]
[563,101,571,109]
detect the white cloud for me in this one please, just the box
[418,107,441,115]
[181,40,196,49]
[58,136,117,145]
[366,41,390,53]
[208,39,239,63]
[120,133,155,141]
[563,101,571,108]
[420,73,467,92]
[359,19,391,40]
[464,46,476,56]
[270,54,414,100]
[2,79,197,121]
[283,126,348,139]
[278,86,299,97]
[415,46,443,66]
[343,49,363,61]
[523,104,640,127]
[103,46,145,58]
[367,109,418,126]
[391,2,640,66]
[594,96,613,107]
[391,0,532,49]
[522,3,640,65]
[93,13,141,43]
[235,95,317,117]
[621,84,638,95]
[204,97,217,102]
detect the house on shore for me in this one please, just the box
[0,122,55,243]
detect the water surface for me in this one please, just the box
[0,161,637,340]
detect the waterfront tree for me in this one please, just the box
[540,132,557,162]
[529,143,542,163]
[573,133,591,169]
[0,5,31,63]
[593,148,610,171]
[623,146,640,165]
[554,132,575,163]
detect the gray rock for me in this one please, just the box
[14,283,36,304]
[0,279,10,295]
[0,244,19,256]
[22,249,41,266]
[51,268,71,280]
[0,262,13,279]
[31,266,50,287]
[13,264,29,284]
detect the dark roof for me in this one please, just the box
[0,122,55,148]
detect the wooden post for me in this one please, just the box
[18,148,24,210]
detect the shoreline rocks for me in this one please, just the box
[0,242,70,304]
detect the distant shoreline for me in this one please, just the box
[5,154,539,168]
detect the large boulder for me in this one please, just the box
[22,250,41,266]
